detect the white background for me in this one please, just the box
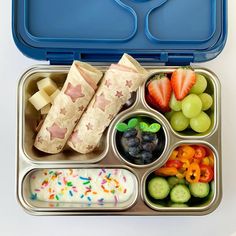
[0,0,235,235]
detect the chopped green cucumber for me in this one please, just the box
[148,177,170,200]
[167,177,186,189]
[190,182,210,198]
[170,184,191,203]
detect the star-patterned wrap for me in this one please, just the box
[34,61,103,154]
[67,54,147,154]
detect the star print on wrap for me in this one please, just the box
[46,123,67,140]
[105,80,112,88]
[64,83,85,102]
[115,91,123,98]
[125,80,133,88]
[93,93,111,112]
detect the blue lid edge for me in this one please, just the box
[12,0,228,65]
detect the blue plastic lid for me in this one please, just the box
[12,0,227,64]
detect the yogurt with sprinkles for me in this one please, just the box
[30,169,136,205]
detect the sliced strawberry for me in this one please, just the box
[145,93,157,108]
[171,67,196,100]
[147,74,172,111]
[146,93,171,112]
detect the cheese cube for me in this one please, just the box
[29,90,51,111]
[41,104,51,115]
[37,77,58,96]
[50,89,60,104]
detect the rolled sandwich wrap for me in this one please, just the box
[34,61,103,154]
[67,55,147,154]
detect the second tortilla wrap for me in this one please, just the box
[67,54,147,154]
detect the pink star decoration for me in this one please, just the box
[56,145,63,151]
[86,123,93,131]
[78,105,84,112]
[46,123,67,140]
[126,80,133,88]
[108,114,114,120]
[64,82,85,102]
[93,93,111,112]
[69,131,82,147]
[86,145,94,151]
[115,91,123,98]
[60,108,66,115]
[105,80,112,88]
[37,136,43,144]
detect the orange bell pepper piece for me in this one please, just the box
[169,150,178,160]
[178,158,190,170]
[201,153,214,168]
[155,167,178,176]
[193,158,201,164]
[201,157,210,166]
[186,163,200,183]
[177,145,195,160]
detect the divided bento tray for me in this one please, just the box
[16,65,222,216]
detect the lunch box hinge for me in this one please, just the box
[47,52,75,65]
[80,53,169,63]
[167,54,194,66]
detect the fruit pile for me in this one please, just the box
[147,145,214,207]
[116,117,161,165]
[146,68,213,133]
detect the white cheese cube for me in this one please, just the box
[50,89,60,104]
[40,104,51,115]
[37,77,58,96]
[29,90,51,111]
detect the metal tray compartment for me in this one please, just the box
[20,166,139,212]
[16,65,221,215]
[142,142,220,212]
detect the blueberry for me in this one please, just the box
[141,151,153,164]
[128,146,141,157]
[127,137,140,147]
[123,128,138,138]
[141,142,156,152]
[142,132,157,142]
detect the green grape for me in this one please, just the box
[169,93,182,111]
[182,94,202,118]
[190,112,211,133]
[190,74,207,94]
[199,93,213,111]
[165,110,176,121]
[170,111,189,132]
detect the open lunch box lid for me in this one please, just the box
[12,0,227,65]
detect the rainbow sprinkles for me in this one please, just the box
[29,168,136,206]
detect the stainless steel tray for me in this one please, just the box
[16,65,222,215]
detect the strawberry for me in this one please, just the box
[146,93,171,113]
[171,67,196,100]
[147,74,172,112]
